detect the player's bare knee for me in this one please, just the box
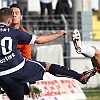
[45,62,51,71]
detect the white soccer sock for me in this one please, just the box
[81,45,95,58]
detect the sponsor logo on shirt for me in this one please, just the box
[0,53,15,63]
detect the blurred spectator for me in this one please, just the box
[55,0,72,29]
[39,0,55,34]
[7,0,13,7]
[7,0,17,7]
[16,0,28,30]
[55,0,72,15]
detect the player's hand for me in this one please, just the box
[57,30,67,36]
[29,83,42,99]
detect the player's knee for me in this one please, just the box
[45,62,51,71]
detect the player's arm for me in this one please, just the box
[19,26,32,60]
[17,29,67,44]
[35,30,67,44]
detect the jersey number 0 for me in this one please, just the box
[1,37,12,55]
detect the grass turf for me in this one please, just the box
[84,92,100,100]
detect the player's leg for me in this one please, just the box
[10,60,45,99]
[24,83,29,95]
[45,62,97,84]
[91,46,100,67]
[72,29,100,67]
[0,75,24,100]
[23,60,96,84]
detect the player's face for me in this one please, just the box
[11,7,22,25]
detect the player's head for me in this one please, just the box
[10,4,23,26]
[10,4,22,15]
[0,7,13,26]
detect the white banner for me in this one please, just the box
[36,44,64,66]
[35,72,86,100]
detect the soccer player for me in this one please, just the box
[10,4,42,98]
[10,4,31,60]
[72,29,100,73]
[0,8,97,100]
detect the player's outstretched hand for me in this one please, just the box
[29,83,42,99]
[56,30,67,36]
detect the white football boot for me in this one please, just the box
[72,29,82,54]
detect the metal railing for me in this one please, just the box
[24,14,68,35]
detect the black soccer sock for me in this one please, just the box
[48,64,83,81]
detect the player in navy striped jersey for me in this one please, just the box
[0,8,97,100]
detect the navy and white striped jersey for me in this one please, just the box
[0,24,36,73]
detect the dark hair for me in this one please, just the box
[10,4,22,15]
[0,8,13,23]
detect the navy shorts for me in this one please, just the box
[0,59,46,100]
[10,59,46,83]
